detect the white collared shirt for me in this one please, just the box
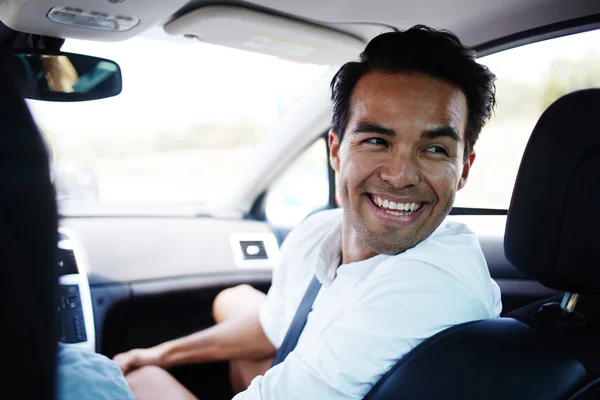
[234,209,502,400]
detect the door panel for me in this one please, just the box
[91,270,272,400]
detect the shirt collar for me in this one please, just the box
[314,218,342,287]
[313,211,451,287]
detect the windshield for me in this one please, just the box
[28,32,330,205]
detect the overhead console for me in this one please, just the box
[0,0,190,41]
[57,227,96,352]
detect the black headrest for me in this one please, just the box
[0,60,58,397]
[505,89,600,294]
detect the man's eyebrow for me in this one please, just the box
[351,122,396,137]
[420,126,460,142]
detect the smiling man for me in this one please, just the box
[117,25,501,400]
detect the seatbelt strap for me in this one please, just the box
[271,275,322,367]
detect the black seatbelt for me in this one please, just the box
[271,275,322,367]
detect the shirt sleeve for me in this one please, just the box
[234,259,495,400]
[258,211,333,349]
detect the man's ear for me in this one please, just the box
[328,129,341,172]
[457,152,476,191]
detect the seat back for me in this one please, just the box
[0,58,58,398]
[364,318,586,400]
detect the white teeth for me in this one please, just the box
[384,210,403,216]
[374,196,422,213]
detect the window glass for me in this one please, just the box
[27,31,330,205]
[455,29,600,209]
[266,139,330,227]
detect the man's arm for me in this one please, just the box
[114,309,276,374]
[162,310,276,365]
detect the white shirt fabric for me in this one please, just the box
[234,208,502,400]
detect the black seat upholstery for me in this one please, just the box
[364,89,600,400]
[364,318,586,400]
[0,58,58,397]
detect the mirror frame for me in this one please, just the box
[1,49,123,102]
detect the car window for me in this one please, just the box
[28,31,330,205]
[454,28,600,210]
[265,138,330,227]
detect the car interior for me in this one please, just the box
[1,0,599,398]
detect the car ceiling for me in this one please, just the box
[0,0,598,48]
[227,0,600,46]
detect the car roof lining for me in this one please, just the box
[0,0,598,48]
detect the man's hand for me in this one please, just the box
[113,347,165,375]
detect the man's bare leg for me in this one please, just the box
[212,284,274,393]
[127,365,198,400]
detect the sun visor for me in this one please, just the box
[164,6,365,65]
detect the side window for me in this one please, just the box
[455,28,600,210]
[266,138,331,228]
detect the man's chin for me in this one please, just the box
[359,233,422,256]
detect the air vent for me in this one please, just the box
[230,233,279,269]
[57,235,79,276]
[240,241,268,260]
[57,247,79,276]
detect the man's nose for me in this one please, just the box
[379,151,421,189]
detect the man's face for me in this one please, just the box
[329,71,474,257]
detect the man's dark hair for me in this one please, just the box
[330,24,496,157]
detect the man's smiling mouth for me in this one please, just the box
[369,194,424,216]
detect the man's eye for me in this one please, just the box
[364,138,388,146]
[424,146,448,155]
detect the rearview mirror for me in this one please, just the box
[1,50,122,102]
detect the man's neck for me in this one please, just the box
[340,215,378,265]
